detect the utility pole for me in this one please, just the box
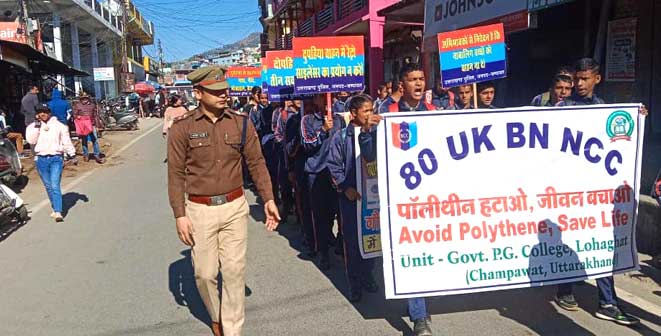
[120,0,130,92]
[158,38,164,83]
[17,0,35,48]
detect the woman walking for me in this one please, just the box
[162,95,188,137]
[26,103,76,222]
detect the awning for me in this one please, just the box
[0,39,89,76]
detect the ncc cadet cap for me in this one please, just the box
[187,66,229,90]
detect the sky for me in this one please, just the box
[131,0,262,62]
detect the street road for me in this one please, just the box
[0,120,659,336]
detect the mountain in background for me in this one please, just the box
[191,32,260,60]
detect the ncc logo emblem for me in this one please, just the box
[391,121,417,151]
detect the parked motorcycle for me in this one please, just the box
[99,96,140,131]
[0,182,28,227]
[0,127,23,187]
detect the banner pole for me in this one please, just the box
[473,83,478,109]
[326,92,332,118]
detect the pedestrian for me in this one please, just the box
[301,94,346,270]
[476,81,498,109]
[26,103,76,223]
[72,93,104,164]
[373,84,388,113]
[162,94,188,137]
[246,86,262,128]
[333,91,350,112]
[284,99,315,258]
[0,110,27,158]
[554,58,647,325]
[327,94,381,302]
[379,62,436,336]
[455,85,474,110]
[431,78,455,110]
[21,85,40,127]
[167,66,280,336]
[47,88,71,125]
[379,78,404,114]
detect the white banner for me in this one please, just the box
[424,0,527,38]
[93,67,115,81]
[377,105,643,299]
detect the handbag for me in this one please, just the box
[74,115,94,136]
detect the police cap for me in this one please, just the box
[187,66,229,90]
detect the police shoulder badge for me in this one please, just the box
[391,121,418,151]
[606,110,634,142]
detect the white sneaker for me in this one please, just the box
[53,213,64,222]
[50,212,57,218]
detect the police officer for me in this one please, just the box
[167,66,280,336]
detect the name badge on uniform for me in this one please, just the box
[189,132,209,139]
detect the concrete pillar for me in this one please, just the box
[53,15,64,89]
[70,22,82,95]
[368,18,385,96]
[106,44,117,98]
[90,32,101,99]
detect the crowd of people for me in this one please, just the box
[223,57,644,336]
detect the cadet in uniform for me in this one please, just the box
[167,66,280,336]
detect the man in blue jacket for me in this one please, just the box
[301,94,346,270]
[48,89,71,125]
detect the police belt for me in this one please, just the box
[188,188,244,206]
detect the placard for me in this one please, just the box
[437,23,507,88]
[293,36,365,95]
[226,66,261,97]
[377,105,643,299]
[265,50,295,102]
[355,127,382,258]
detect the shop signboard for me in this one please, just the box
[606,18,637,82]
[377,104,643,299]
[424,0,527,38]
[437,23,507,88]
[93,67,116,81]
[292,36,365,95]
[226,66,262,97]
[528,0,574,11]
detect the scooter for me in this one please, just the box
[0,182,28,227]
[100,98,140,131]
[0,127,23,187]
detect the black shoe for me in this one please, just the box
[555,294,579,311]
[413,317,432,336]
[318,251,330,271]
[298,247,317,261]
[361,275,379,293]
[595,305,640,326]
[334,243,344,257]
[348,288,362,303]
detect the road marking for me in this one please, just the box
[586,278,661,316]
[29,121,162,215]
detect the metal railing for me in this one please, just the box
[338,0,367,19]
[298,17,313,37]
[316,5,334,32]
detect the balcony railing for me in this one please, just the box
[339,0,367,19]
[298,17,313,37]
[316,5,334,32]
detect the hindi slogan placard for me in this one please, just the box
[293,36,365,95]
[437,23,507,88]
[377,105,643,299]
[261,57,269,94]
[227,66,262,97]
[265,50,295,102]
[355,127,382,258]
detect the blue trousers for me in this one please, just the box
[36,155,64,213]
[338,195,375,291]
[557,276,617,306]
[81,128,100,157]
[408,298,428,321]
[307,169,338,252]
[295,168,314,247]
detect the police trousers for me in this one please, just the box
[186,196,249,336]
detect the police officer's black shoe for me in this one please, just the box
[318,251,331,271]
[413,317,433,336]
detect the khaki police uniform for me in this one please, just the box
[167,67,273,336]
